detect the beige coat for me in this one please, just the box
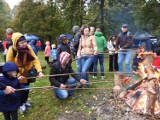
[77,35,97,57]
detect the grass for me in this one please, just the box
[0,51,114,120]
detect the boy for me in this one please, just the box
[0,62,22,120]
[50,44,57,63]
[57,34,71,61]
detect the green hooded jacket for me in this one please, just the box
[94,32,107,53]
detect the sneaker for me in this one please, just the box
[101,76,105,80]
[93,76,97,79]
[20,103,26,114]
[25,101,32,108]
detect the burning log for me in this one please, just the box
[121,57,160,118]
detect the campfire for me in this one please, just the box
[114,54,160,118]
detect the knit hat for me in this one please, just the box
[17,36,26,43]
[6,28,14,35]
[59,52,70,68]
[72,26,80,34]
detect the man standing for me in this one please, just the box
[3,28,14,61]
[116,24,132,77]
[71,26,82,74]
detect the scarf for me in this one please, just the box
[59,52,70,68]
[17,47,35,63]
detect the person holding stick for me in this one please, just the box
[49,52,87,99]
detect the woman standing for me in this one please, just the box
[77,25,97,86]
[6,32,44,114]
[107,34,118,71]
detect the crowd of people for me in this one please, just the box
[0,23,159,120]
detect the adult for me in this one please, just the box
[93,28,107,79]
[49,52,86,99]
[116,24,132,77]
[107,34,118,71]
[6,32,44,114]
[71,25,82,74]
[3,28,14,61]
[77,25,97,85]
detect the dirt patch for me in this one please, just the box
[57,89,159,120]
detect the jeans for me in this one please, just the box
[118,50,132,76]
[93,54,104,76]
[81,56,94,81]
[75,55,82,77]
[53,78,77,99]
[3,110,18,120]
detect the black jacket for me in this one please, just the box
[73,32,81,53]
[57,43,71,60]
[49,61,80,87]
[0,82,6,90]
[116,31,132,50]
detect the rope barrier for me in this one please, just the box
[15,80,114,91]
[27,71,133,80]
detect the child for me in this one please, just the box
[107,34,118,71]
[44,41,51,64]
[57,34,71,61]
[0,62,22,120]
[50,44,57,63]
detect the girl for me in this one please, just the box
[107,34,118,71]
[6,32,44,114]
[77,25,97,86]
[44,41,51,64]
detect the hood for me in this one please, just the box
[2,62,18,73]
[12,32,24,50]
[72,26,80,34]
[94,32,103,37]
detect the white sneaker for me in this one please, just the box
[93,76,97,79]
[20,103,26,114]
[25,101,32,108]
[101,76,105,80]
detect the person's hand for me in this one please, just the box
[94,51,97,55]
[18,76,26,80]
[77,56,81,59]
[115,51,118,54]
[80,79,87,84]
[38,72,44,78]
[3,86,15,94]
[60,84,66,89]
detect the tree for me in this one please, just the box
[0,0,11,39]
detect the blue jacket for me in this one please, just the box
[50,48,57,60]
[28,40,38,55]
[0,62,21,112]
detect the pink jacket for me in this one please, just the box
[44,41,51,57]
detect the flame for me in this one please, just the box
[123,56,160,117]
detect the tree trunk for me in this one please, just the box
[100,0,104,33]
